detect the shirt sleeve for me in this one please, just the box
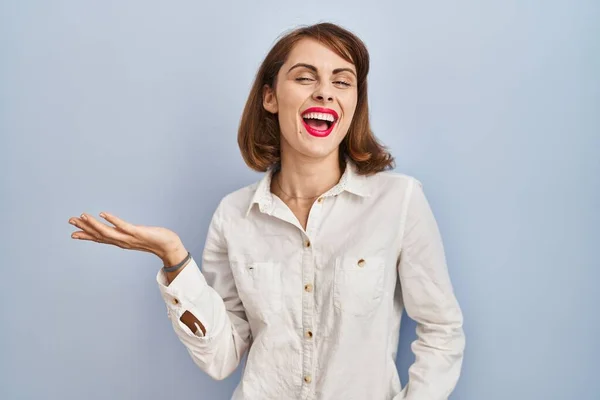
[395,178,466,400]
[156,200,252,381]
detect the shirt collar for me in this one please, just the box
[245,158,370,217]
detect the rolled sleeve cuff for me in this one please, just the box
[156,257,211,338]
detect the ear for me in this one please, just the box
[262,84,278,114]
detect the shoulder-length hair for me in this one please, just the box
[237,22,395,175]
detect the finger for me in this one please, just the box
[71,230,101,242]
[71,229,131,249]
[99,212,136,234]
[72,214,137,250]
[70,215,104,241]
[74,215,127,248]
[80,213,129,242]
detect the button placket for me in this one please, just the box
[301,223,319,395]
[301,236,314,393]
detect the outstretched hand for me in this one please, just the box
[68,212,182,259]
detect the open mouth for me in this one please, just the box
[301,108,339,137]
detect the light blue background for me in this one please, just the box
[1,1,598,399]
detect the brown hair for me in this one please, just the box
[237,22,395,175]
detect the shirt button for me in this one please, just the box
[172,297,180,305]
[357,258,366,267]
[304,240,311,248]
[304,375,312,384]
[317,197,324,203]
[306,330,313,339]
[304,283,313,292]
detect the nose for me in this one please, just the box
[312,83,334,103]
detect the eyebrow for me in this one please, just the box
[287,63,357,78]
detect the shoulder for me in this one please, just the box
[363,169,423,198]
[213,179,262,220]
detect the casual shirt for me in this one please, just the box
[156,160,465,400]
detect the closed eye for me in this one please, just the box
[295,77,352,87]
[334,80,351,87]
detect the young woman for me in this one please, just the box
[69,22,465,400]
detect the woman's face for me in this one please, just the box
[263,38,358,162]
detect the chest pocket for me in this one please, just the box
[333,255,386,317]
[230,261,283,321]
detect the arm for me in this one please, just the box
[160,245,206,335]
[156,201,252,381]
[395,178,465,400]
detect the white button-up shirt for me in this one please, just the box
[156,161,465,400]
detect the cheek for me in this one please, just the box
[340,107,357,128]
[276,90,305,132]
[281,108,300,131]
[276,103,301,138]
[340,93,358,118]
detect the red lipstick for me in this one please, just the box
[301,107,339,138]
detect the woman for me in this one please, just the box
[68,22,465,400]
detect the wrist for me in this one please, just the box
[160,242,188,267]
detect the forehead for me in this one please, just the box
[284,38,356,73]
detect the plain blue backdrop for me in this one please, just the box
[1,1,598,399]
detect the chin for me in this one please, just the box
[297,141,339,160]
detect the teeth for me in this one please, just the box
[302,112,336,122]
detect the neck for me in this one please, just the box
[274,151,344,200]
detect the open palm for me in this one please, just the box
[68,212,180,257]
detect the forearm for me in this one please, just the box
[157,257,251,380]
[160,243,206,335]
[171,291,251,380]
[155,200,251,380]
[400,320,465,399]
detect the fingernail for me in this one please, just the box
[99,213,106,218]
[81,214,87,220]
[72,233,79,239]
[69,220,76,226]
